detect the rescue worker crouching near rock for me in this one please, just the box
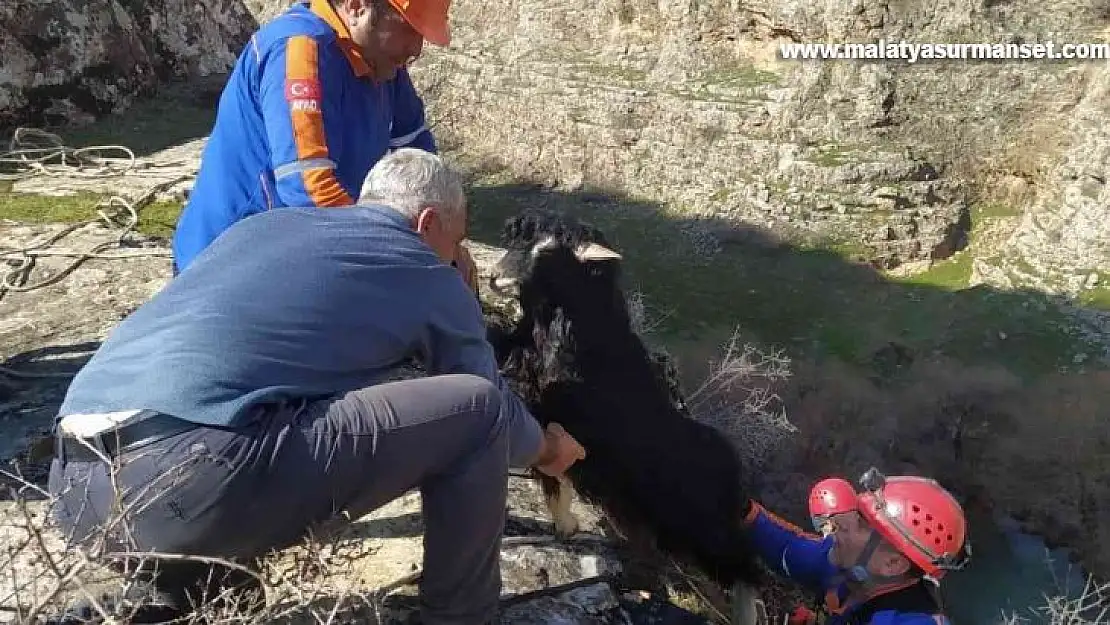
[741,468,972,625]
[170,0,480,283]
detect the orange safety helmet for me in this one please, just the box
[856,468,971,580]
[387,0,452,46]
[808,477,857,535]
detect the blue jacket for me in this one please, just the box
[171,0,436,272]
[744,502,950,625]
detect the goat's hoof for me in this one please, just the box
[729,581,762,625]
[553,513,581,538]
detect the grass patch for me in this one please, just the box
[699,65,781,88]
[899,252,975,290]
[0,182,183,239]
[576,63,648,83]
[128,200,184,239]
[0,77,209,238]
[825,239,872,262]
[662,64,782,106]
[1079,284,1110,310]
[807,144,852,167]
[972,201,1021,220]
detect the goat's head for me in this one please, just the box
[489,210,624,314]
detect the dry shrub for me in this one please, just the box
[684,328,795,478]
[1001,576,1110,625]
[0,457,410,625]
[627,290,674,337]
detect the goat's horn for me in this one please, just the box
[575,242,622,261]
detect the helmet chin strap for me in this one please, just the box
[842,530,909,587]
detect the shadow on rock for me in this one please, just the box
[0,341,103,491]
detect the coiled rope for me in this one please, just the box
[0,127,138,182]
[0,127,191,298]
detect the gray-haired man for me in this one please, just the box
[47,148,585,624]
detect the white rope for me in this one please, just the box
[0,127,138,181]
[0,127,194,299]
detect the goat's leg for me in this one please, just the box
[539,473,580,538]
[729,581,761,625]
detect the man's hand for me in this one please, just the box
[534,423,586,478]
[452,242,479,296]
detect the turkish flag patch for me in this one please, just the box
[285,78,321,102]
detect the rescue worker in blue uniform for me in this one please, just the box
[742,468,972,624]
[171,0,450,274]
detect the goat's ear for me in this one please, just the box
[574,242,621,262]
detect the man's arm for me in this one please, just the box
[258,35,356,208]
[742,501,841,592]
[389,68,436,153]
[419,268,544,468]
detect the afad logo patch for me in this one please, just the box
[285,78,321,112]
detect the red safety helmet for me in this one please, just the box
[856,468,971,580]
[808,477,858,535]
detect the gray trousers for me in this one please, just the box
[48,374,509,625]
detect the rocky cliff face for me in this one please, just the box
[0,0,256,131]
[406,0,1110,273]
[7,0,1106,279]
[973,64,1110,292]
[243,0,293,25]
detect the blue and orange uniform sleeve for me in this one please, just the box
[389,68,436,153]
[259,35,355,208]
[743,501,841,593]
[869,613,952,624]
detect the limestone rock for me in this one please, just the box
[244,0,296,25]
[0,480,643,624]
[962,64,1110,359]
[0,0,257,130]
[980,66,1110,291]
[390,0,1110,270]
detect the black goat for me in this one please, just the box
[487,210,765,609]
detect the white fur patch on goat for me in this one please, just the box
[546,476,580,538]
[730,581,762,625]
[492,276,518,290]
[532,235,560,255]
